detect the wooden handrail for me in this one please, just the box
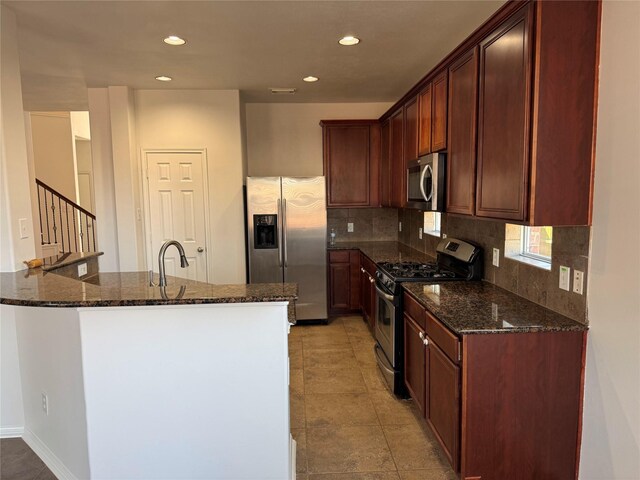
[35,178,96,219]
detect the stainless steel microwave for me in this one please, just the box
[406,153,446,211]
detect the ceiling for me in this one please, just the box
[5,0,505,111]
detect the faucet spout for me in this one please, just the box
[158,240,189,287]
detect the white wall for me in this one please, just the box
[245,102,392,177]
[1,307,24,437]
[580,2,640,479]
[29,112,78,201]
[135,90,246,283]
[70,111,91,140]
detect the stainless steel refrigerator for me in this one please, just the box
[246,176,327,322]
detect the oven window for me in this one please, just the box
[377,296,393,345]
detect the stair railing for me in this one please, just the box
[35,179,97,253]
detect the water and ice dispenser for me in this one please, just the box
[253,214,278,249]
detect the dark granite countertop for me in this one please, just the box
[328,241,435,264]
[0,270,298,309]
[41,251,103,271]
[402,281,588,335]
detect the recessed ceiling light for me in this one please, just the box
[339,35,360,46]
[163,35,186,46]
[303,76,319,83]
[155,75,172,82]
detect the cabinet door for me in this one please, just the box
[329,263,350,311]
[389,109,405,208]
[476,6,532,221]
[404,97,419,163]
[418,83,433,156]
[432,71,448,152]
[446,48,479,215]
[349,250,361,310]
[404,315,426,415]
[380,120,391,207]
[426,340,460,471]
[323,124,371,207]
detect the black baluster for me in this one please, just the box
[92,221,96,252]
[51,191,57,244]
[44,188,50,244]
[73,210,78,252]
[65,202,70,253]
[85,214,89,252]
[58,196,63,252]
[37,185,44,245]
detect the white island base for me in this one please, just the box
[9,301,294,480]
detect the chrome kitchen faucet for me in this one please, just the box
[157,240,189,287]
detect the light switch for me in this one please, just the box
[559,266,571,291]
[347,222,354,233]
[398,221,402,232]
[418,228,423,240]
[492,248,500,267]
[19,218,29,239]
[78,263,88,277]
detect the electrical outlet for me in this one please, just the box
[492,303,499,321]
[442,233,447,239]
[492,248,500,267]
[573,270,584,295]
[559,266,571,291]
[398,221,402,232]
[347,222,354,233]
[78,263,88,277]
[19,218,29,239]
[418,227,423,240]
[41,393,49,415]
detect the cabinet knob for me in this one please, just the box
[197,247,204,253]
[361,267,365,273]
[423,337,429,346]
[419,331,424,340]
[369,277,375,284]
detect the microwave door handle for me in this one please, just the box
[420,164,433,202]
[277,198,283,267]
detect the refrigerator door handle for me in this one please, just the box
[282,198,288,268]
[277,198,283,267]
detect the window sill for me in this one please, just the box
[505,254,552,271]
[425,230,441,238]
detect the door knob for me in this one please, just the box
[197,247,204,253]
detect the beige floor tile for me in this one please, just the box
[304,367,367,394]
[309,472,400,480]
[383,423,450,471]
[352,344,378,367]
[292,428,307,474]
[303,346,359,369]
[303,331,352,349]
[306,426,396,474]
[290,347,304,369]
[370,391,422,426]
[360,366,390,392]
[305,393,379,427]
[343,317,371,334]
[290,393,306,429]
[397,469,457,480]
[290,368,304,394]
[298,319,346,335]
[349,332,377,347]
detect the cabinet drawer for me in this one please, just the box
[426,310,460,364]
[329,250,350,264]
[361,253,377,276]
[403,292,426,330]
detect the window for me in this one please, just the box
[423,212,442,237]
[504,224,553,270]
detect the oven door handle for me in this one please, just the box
[375,284,395,303]
[375,345,395,375]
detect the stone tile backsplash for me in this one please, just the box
[328,208,399,242]
[397,208,590,324]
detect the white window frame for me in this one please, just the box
[423,212,442,237]
[520,226,552,264]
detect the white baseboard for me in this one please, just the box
[0,426,24,438]
[22,428,79,480]
[290,434,297,480]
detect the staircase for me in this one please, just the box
[35,179,97,253]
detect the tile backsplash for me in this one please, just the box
[398,208,590,324]
[328,208,398,242]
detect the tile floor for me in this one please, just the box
[0,438,55,480]
[290,315,457,480]
[1,315,455,480]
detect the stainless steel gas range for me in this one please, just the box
[373,238,483,396]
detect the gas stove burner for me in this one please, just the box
[378,261,460,282]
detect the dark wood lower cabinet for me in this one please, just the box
[426,341,460,472]
[327,250,360,315]
[404,315,426,415]
[402,291,587,479]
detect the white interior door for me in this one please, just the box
[145,151,208,282]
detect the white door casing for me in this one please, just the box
[144,150,208,282]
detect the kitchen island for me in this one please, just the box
[1,267,298,480]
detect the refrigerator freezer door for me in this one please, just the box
[247,177,283,283]
[281,177,328,320]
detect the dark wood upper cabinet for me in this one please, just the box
[321,120,380,208]
[476,6,532,221]
[431,71,448,152]
[380,120,391,207]
[426,341,460,472]
[446,47,479,216]
[418,84,432,156]
[389,108,405,208]
[404,97,419,164]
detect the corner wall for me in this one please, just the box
[580,1,640,477]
